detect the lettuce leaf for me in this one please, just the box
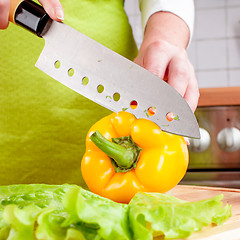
[0,184,131,240]
[129,192,232,239]
[3,205,41,240]
[0,184,232,240]
[62,186,131,239]
[0,184,72,240]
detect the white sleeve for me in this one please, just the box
[139,0,195,41]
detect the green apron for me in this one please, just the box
[0,0,138,186]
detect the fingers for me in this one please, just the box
[133,53,143,67]
[167,56,189,97]
[141,41,173,79]
[184,83,200,112]
[0,0,64,30]
[38,0,64,21]
[135,40,199,112]
[168,57,199,112]
[0,0,10,29]
[183,65,200,112]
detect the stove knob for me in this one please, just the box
[188,128,210,152]
[217,127,240,152]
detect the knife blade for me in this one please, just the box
[9,0,200,139]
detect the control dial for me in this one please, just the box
[217,127,240,152]
[188,128,210,152]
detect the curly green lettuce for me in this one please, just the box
[0,184,232,240]
[129,192,232,239]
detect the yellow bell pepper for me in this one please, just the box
[81,111,189,203]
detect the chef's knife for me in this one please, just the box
[9,0,200,139]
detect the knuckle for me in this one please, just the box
[174,66,189,79]
[151,40,169,52]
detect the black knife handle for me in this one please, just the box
[9,0,52,37]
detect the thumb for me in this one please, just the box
[38,0,64,21]
[0,0,10,29]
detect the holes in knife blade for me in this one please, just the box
[54,60,61,69]
[68,68,74,77]
[166,112,174,122]
[113,92,120,102]
[148,107,156,116]
[166,112,179,121]
[130,100,138,109]
[82,77,89,85]
[97,85,104,93]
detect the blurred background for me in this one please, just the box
[125,0,240,188]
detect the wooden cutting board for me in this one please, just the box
[171,185,240,240]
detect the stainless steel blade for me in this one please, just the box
[36,21,200,139]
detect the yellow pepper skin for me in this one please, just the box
[81,111,189,203]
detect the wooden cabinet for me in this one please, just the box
[198,87,240,107]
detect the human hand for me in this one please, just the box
[0,0,64,29]
[135,11,199,112]
[134,39,199,112]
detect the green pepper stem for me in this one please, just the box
[90,131,141,170]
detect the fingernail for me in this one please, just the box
[55,7,64,21]
[184,137,190,145]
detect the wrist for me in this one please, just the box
[141,11,190,51]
